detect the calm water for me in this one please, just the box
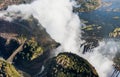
[79,0,120,37]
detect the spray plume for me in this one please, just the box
[0,0,119,77]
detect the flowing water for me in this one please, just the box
[79,0,120,77]
[1,0,120,77]
[79,0,120,37]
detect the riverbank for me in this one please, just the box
[94,0,102,11]
[74,0,102,12]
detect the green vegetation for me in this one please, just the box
[81,24,102,38]
[24,37,43,60]
[82,24,102,31]
[41,52,99,77]
[14,37,44,61]
[109,28,120,38]
[74,0,101,12]
[0,15,60,76]
[0,59,21,77]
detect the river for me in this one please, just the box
[79,0,120,38]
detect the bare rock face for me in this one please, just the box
[39,52,99,77]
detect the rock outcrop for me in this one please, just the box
[39,52,99,77]
[111,52,120,77]
[74,0,101,12]
[0,13,60,76]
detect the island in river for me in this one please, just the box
[74,0,101,12]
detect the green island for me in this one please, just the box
[74,0,101,12]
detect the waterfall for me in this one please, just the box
[0,0,119,77]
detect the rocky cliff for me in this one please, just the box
[0,12,60,76]
[0,1,100,77]
[38,52,99,77]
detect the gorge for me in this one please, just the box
[0,0,120,77]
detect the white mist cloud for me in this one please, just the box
[7,0,81,52]
[81,40,119,77]
[1,0,119,77]
[0,11,13,21]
